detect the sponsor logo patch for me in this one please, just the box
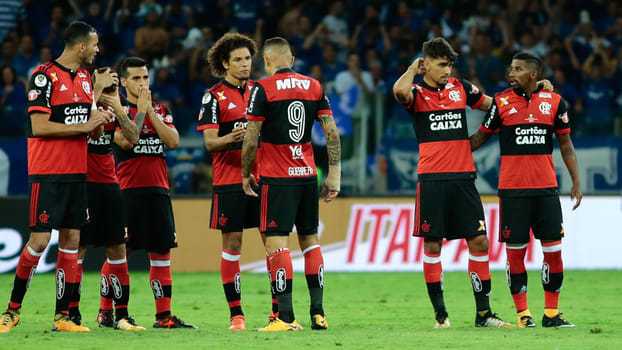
[34,74,47,87]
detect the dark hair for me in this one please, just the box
[422,37,458,62]
[63,21,96,47]
[117,57,147,78]
[207,33,257,77]
[512,52,542,74]
[1,64,17,85]
[263,36,291,53]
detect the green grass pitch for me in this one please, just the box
[0,270,620,349]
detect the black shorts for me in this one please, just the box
[260,182,318,236]
[210,188,260,233]
[81,182,127,247]
[499,195,564,244]
[413,180,487,240]
[28,181,88,232]
[122,189,178,251]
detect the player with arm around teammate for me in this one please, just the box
[198,32,277,331]
[0,21,113,333]
[392,37,515,328]
[470,52,582,328]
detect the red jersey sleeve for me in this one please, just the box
[317,88,333,119]
[400,84,418,112]
[459,78,485,109]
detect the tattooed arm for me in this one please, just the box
[557,133,582,210]
[241,120,262,197]
[318,114,341,202]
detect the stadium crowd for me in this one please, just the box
[0,0,621,194]
[1,0,621,136]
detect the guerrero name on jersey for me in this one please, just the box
[245,68,332,184]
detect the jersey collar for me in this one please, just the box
[275,67,295,74]
[420,79,446,92]
[512,86,543,101]
[221,78,248,94]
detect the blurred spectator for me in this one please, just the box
[0,0,25,43]
[335,52,373,98]
[0,64,27,133]
[12,35,38,78]
[466,31,505,94]
[27,46,52,78]
[113,0,140,53]
[320,43,345,82]
[0,40,17,67]
[165,0,191,43]
[151,66,183,107]
[39,6,67,57]
[578,48,615,135]
[69,0,113,37]
[321,2,349,48]
[134,9,169,63]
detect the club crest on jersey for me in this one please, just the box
[34,74,47,87]
[448,90,461,102]
[216,91,227,100]
[82,81,91,95]
[539,101,552,115]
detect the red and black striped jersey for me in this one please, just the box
[87,116,119,184]
[479,87,570,196]
[197,79,260,190]
[401,77,484,181]
[114,101,175,191]
[26,61,94,182]
[245,68,332,185]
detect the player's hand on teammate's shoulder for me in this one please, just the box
[242,174,258,197]
[536,79,554,91]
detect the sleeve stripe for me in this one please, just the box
[28,106,51,114]
[478,125,497,133]
[197,124,219,131]
[555,128,571,135]
[246,115,265,121]
[471,94,485,110]
[317,109,333,116]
